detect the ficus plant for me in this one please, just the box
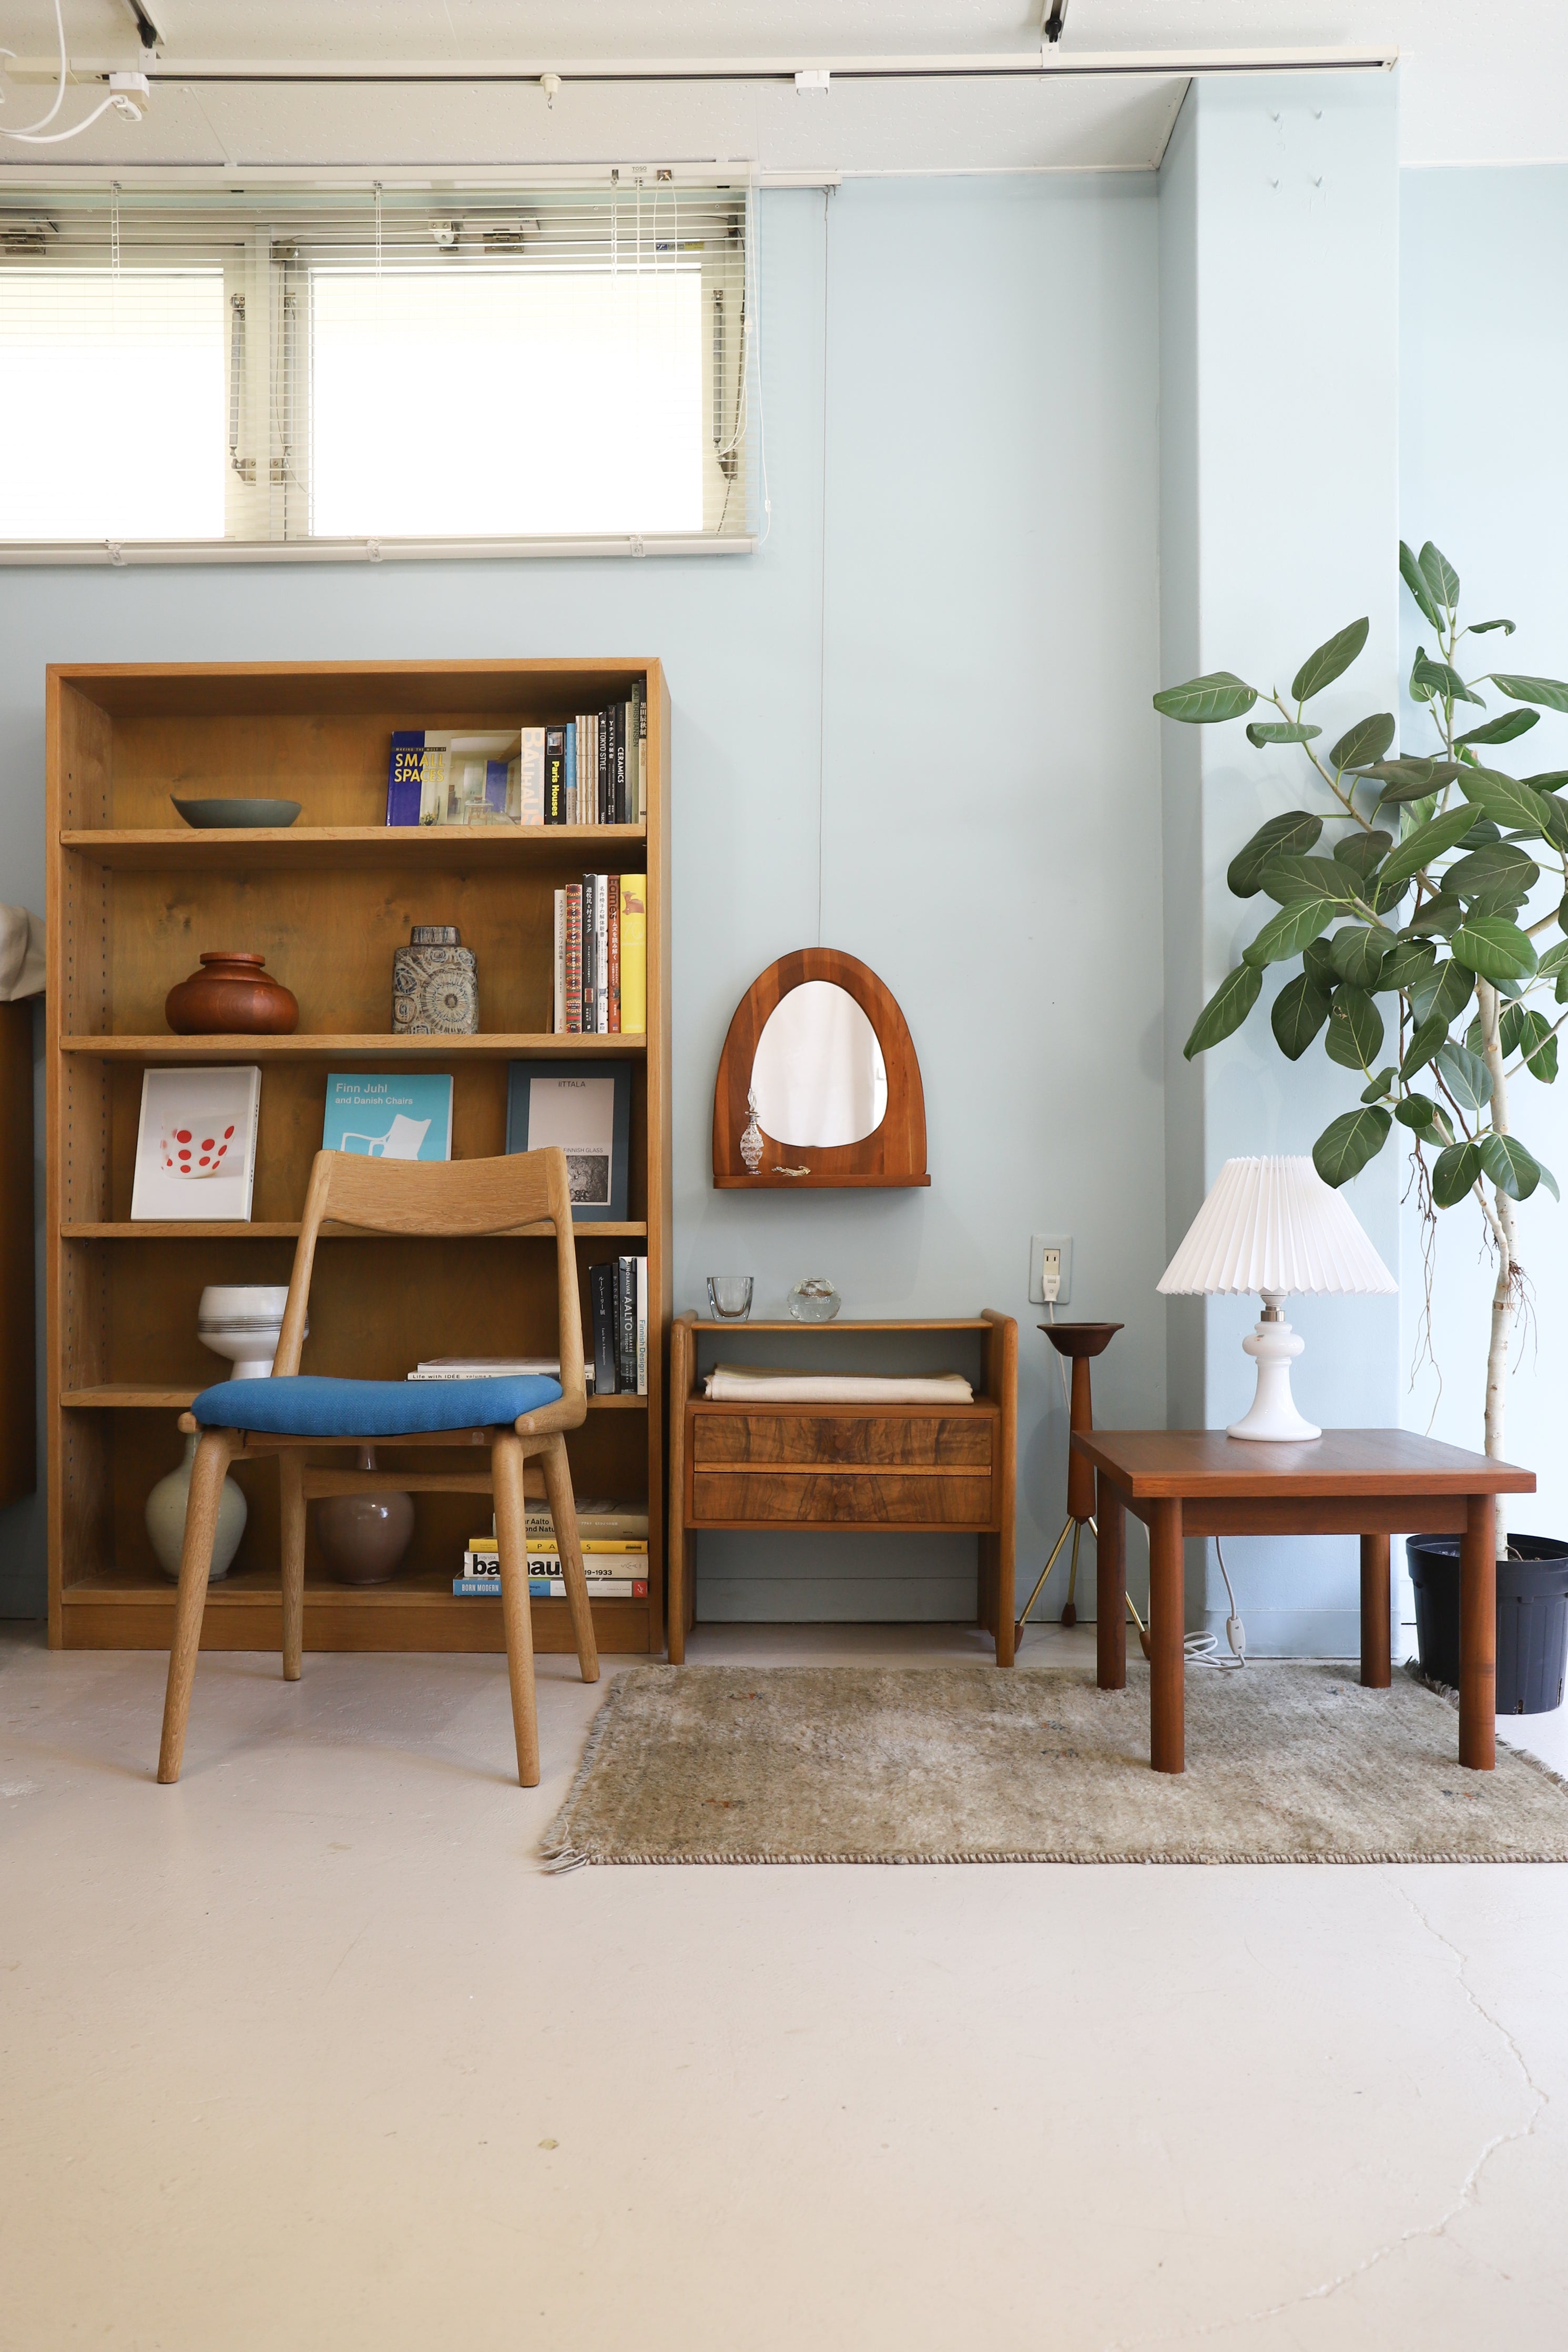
[1154,540,1568,1464]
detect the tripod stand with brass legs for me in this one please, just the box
[1015,1320,1124,1646]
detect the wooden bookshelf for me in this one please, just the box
[46,659,672,1658]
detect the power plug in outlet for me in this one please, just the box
[1028,1234,1073,1306]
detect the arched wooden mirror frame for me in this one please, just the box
[712,948,930,1189]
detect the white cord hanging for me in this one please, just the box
[2,0,148,144]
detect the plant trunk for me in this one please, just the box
[1477,978,1516,1485]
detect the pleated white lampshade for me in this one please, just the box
[1158,1157,1396,1297]
[1158,1158,1394,1439]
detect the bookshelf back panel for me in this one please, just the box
[100,1060,647,1224]
[101,1412,653,1587]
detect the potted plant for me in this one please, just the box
[1153,540,1568,1711]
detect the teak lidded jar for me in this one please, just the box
[165,952,299,1036]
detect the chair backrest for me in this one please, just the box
[271,1147,584,1402]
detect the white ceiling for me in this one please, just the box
[0,2,1563,173]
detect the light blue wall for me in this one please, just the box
[1157,74,1403,1650]
[1400,165,1568,1552]
[0,176,1169,1624]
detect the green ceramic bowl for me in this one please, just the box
[171,796,302,829]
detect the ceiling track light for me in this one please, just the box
[1043,1,1070,45]
[121,1,163,49]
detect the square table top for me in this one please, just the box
[1072,1428,1535,1500]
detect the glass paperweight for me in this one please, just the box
[740,1089,765,1175]
[788,1277,841,1323]
[707,1275,754,1322]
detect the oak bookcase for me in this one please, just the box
[46,659,671,1658]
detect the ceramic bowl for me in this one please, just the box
[171,796,302,829]
[197,1284,299,1382]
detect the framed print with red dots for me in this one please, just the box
[130,1065,262,1221]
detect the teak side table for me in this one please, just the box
[1074,1429,1535,1775]
[669,1313,1016,1662]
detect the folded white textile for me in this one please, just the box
[702,1367,975,1403]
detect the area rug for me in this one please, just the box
[541,1662,1568,1866]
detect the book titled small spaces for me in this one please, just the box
[387,728,548,826]
[322,1072,453,1161]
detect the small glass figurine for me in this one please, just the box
[789,1277,841,1323]
[740,1088,765,1174]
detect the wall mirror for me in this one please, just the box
[712,948,929,1189]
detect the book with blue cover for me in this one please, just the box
[322,1072,453,1161]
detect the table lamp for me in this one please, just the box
[1157,1155,1396,1442]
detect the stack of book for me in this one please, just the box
[408,1354,594,1393]
[546,690,645,826]
[385,685,644,829]
[552,874,646,1036]
[589,1256,647,1395]
[452,1498,650,1597]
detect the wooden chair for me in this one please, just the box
[156,1145,598,1788]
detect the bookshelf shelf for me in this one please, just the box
[47,657,671,1659]
[63,825,647,873]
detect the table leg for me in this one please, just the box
[1095,1473,1125,1691]
[1149,1497,1184,1775]
[1359,1532,1391,1689]
[1460,1492,1496,1771]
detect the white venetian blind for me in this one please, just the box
[0,183,754,554]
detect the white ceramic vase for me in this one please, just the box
[145,1433,248,1583]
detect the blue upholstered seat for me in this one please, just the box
[190,1373,564,1437]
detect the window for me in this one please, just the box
[0,184,754,556]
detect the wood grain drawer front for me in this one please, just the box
[690,1470,996,1527]
[690,1413,993,1468]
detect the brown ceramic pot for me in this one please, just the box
[165,951,299,1036]
[315,1447,415,1586]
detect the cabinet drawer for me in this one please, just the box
[689,1469,995,1527]
[690,1412,993,1468]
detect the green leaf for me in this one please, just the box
[1367,757,1465,803]
[1396,1093,1439,1130]
[1536,940,1568,978]
[1400,541,1442,631]
[1259,854,1361,907]
[1412,647,1484,707]
[1419,541,1460,614]
[1538,1155,1561,1201]
[1401,1013,1452,1081]
[1451,915,1539,983]
[1448,841,1542,908]
[1154,672,1258,723]
[1489,671,1568,714]
[1455,765,1556,836]
[1519,1011,1558,1084]
[1333,829,1393,879]
[1467,619,1517,637]
[1292,617,1369,704]
[1455,707,1538,747]
[1313,1106,1392,1188]
[1400,893,1463,938]
[1329,921,1396,989]
[1246,719,1322,746]
[1479,1132,1542,1201]
[1432,1139,1485,1208]
[1411,957,1476,1030]
[1325,985,1384,1069]
[1361,1066,1397,1102]
[1270,974,1332,1061]
[1328,712,1396,771]
[1242,898,1339,968]
[1226,810,1325,898]
[1458,818,1501,848]
[1523,771,1568,792]
[1435,1037,1494,1112]
[1373,806,1478,900]
[1379,938,1438,995]
[1183,963,1263,1058]
[1302,936,1338,992]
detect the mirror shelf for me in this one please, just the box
[711,948,930,1191]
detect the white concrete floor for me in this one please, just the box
[3,1620,1567,2352]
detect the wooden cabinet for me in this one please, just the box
[0,998,36,1507]
[46,660,671,1656]
[669,1313,1016,1662]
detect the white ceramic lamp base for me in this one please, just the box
[1227,1295,1321,1442]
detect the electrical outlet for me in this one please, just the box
[1028,1234,1073,1306]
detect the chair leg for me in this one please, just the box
[540,1431,599,1687]
[157,1430,235,1785]
[279,1452,305,1682]
[493,1433,541,1788]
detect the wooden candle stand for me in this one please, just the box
[1015,1321,1122,1645]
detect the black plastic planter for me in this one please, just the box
[1407,1534,1568,1715]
